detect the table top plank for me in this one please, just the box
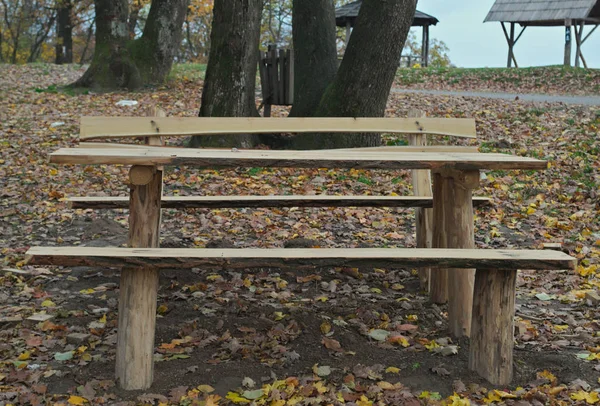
[80,117,477,140]
[26,247,576,271]
[49,148,548,170]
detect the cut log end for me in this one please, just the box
[129,165,156,186]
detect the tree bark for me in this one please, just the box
[290,0,417,149]
[288,0,338,118]
[72,0,142,89]
[73,0,187,89]
[189,0,263,149]
[130,0,188,84]
[55,0,73,64]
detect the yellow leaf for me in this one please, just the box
[18,351,31,361]
[356,395,373,406]
[41,300,56,307]
[314,381,328,394]
[526,207,536,215]
[68,395,88,405]
[446,393,471,406]
[538,369,557,383]
[377,381,395,390]
[225,392,250,404]
[571,390,599,404]
[197,384,215,393]
[77,346,87,354]
[406,315,418,322]
[99,314,107,324]
[79,288,95,294]
[320,321,332,335]
[273,312,286,321]
[385,366,400,374]
[493,390,517,399]
[157,304,169,315]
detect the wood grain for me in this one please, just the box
[26,247,577,271]
[49,148,548,170]
[67,195,492,210]
[79,116,477,140]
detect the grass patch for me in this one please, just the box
[170,63,207,81]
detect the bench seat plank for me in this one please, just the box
[26,247,576,271]
[50,148,547,170]
[80,117,477,140]
[67,195,492,209]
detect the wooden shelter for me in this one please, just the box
[335,1,439,67]
[485,0,600,68]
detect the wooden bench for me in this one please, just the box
[24,111,577,390]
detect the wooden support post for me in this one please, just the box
[115,107,164,390]
[501,22,518,68]
[408,109,432,292]
[431,168,478,337]
[469,269,517,385]
[564,19,572,67]
[574,21,588,69]
[421,25,430,67]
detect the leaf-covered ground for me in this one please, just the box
[395,66,600,96]
[1,63,600,405]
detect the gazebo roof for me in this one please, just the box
[335,0,439,27]
[484,0,600,26]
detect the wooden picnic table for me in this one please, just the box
[25,111,574,390]
[44,146,550,384]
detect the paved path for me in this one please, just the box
[392,88,600,106]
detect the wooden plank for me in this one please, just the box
[115,107,163,390]
[49,148,548,171]
[269,47,279,105]
[79,117,478,140]
[25,247,577,271]
[408,109,433,292]
[79,143,479,154]
[67,195,493,210]
[325,146,479,153]
[278,49,285,105]
[286,49,294,104]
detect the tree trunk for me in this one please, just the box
[290,0,417,149]
[130,0,188,85]
[189,0,263,149]
[73,0,187,89]
[72,0,142,89]
[55,0,73,64]
[288,0,338,118]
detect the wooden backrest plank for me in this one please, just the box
[80,117,477,141]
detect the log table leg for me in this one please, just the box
[432,168,479,337]
[409,109,433,292]
[115,108,164,390]
[469,269,517,385]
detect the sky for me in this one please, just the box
[414,0,600,68]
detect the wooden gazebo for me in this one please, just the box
[484,0,600,68]
[335,0,439,67]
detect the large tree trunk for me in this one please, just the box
[72,0,142,89]
[130,0,188,84]
[189,0,263,149]
[55,0,73,64]
[288,0,338,118]
[73,0,187,90]
[289,0,417,149]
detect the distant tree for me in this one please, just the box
[73,0,188,90]
[55,0,73,64]
[403,30,451,68]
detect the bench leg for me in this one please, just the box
[432,169,478,337]
[116,164,163,390]
[469,269,516,385]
